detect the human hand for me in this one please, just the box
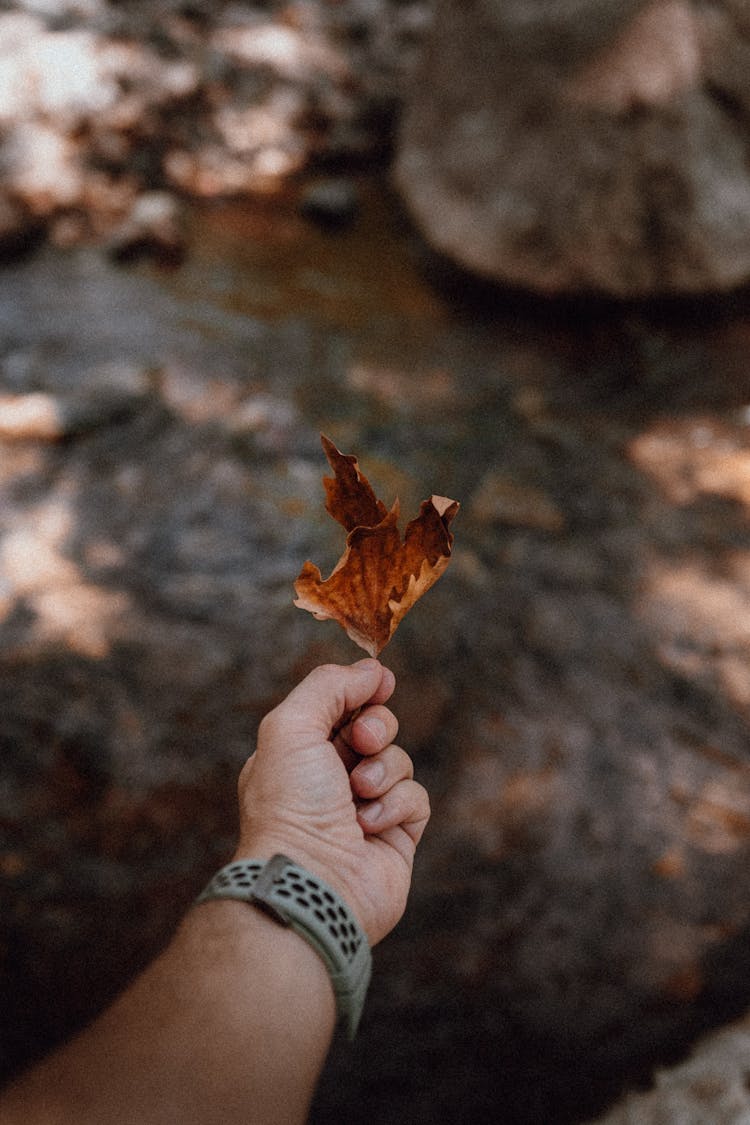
[233,660,430,945]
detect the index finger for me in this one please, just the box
[258,659,395,756]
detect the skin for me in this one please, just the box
[0,659,430,1125]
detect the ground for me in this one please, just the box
[1,182,750,1122]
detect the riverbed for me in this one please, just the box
[2,179,750,1123]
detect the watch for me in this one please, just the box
[196,853,372,1038]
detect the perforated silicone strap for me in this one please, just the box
[196,855,372,1039]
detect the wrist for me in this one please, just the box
[197,854,372,1038]
[185,895,336,1018]
[232,833,365,931]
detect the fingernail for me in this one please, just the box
[358,800,383,826]
[357,759,384,787]
[358,715,386,743]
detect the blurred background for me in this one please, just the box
[1,1,750,1122]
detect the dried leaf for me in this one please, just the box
[294,434,459,656]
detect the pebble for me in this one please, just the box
[299,177,360,230]
[106,191,186,263]
[469,470,566,532]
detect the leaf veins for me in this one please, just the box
[294,434,459,656]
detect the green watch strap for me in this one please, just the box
[196,855,372,1039]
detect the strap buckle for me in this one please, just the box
[250,853,294,926]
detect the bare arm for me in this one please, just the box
[0,659,430,1125]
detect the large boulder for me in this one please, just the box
[394,0,750,296]
[589,1013,750,1123]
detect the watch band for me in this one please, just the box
[195,854,372,1039]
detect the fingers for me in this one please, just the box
[344,705,399,757]
[257,660,395,756]
[357,779,431,851]
[364,664,396,707]
[352,744,430,852]
[351,742,412,795]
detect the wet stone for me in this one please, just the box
[469,470,566,533]
[106,192,187,265]
[299,178,360,230]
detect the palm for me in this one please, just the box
[235,661,429,947]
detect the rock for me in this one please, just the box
[0,193,40,259]
[17,28,118,124]
[589,1014,750,1123]
[299,177,360,229]
[0,13,48,124]
[0,383,150,442]
[106,191,186,264]
[3,123,84,216]
[0,393,63,441]
[469,470,566,532]
[394,0,750,296]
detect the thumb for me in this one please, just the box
[258,660,391,754]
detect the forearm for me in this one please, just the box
[0,659,430,1125]
[0,900,336,1125]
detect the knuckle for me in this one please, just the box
[403,779,429,821]
[256,710,277,743]
[305,663,345,701]
[310,662,341,683]
[392,779,412,815]
[237,754,254,796]
[388,744,413,778]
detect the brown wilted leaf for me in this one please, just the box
[294,434,459,656]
